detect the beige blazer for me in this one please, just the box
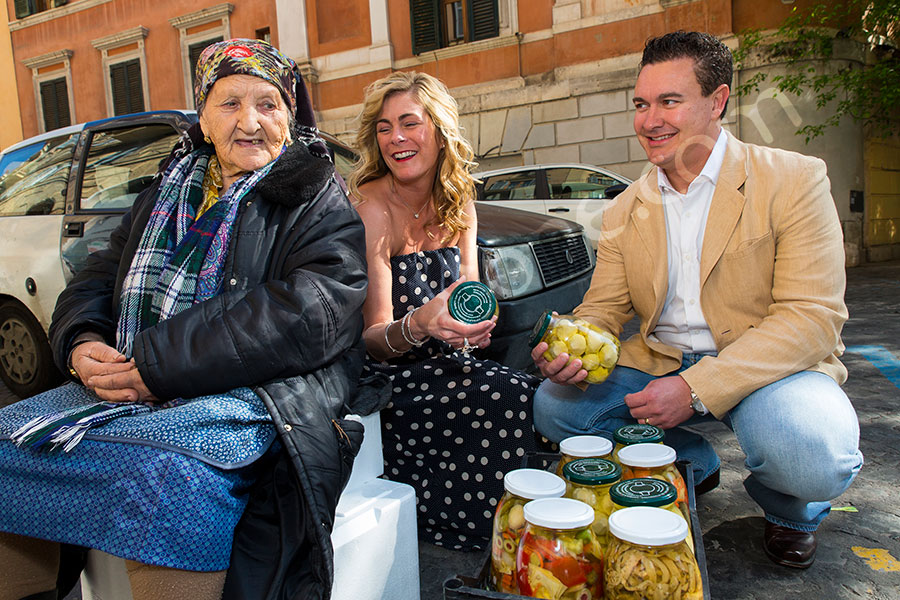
[575,131,848,418]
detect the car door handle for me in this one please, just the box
[64,222,84,237]
[548,208,570,213]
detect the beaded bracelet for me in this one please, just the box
[400,309,426,347]
[383,320,403,354]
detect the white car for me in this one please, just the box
[474,163,631,245]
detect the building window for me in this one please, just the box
[39,77,71,130]
[109,59,145,116]
[23,49,75,133]
[410,0,499,54]
[13,0,66,20]
[170,3,234,109]
[92,27,150,118]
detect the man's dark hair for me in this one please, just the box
[640,31,732,119]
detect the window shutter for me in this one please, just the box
[110,59,144,116]
[40,77,70,131]
[468,0,499,42]
[410,0,440,55]
[14,0,36,19]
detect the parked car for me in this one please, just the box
[473,163,632,245]
[0,111,594,398]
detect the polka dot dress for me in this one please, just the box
[364,247,540,550]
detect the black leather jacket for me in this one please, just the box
[49,131,370,600]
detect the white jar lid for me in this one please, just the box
[523,497,594,530]
[559,435,613,458]
[617,443,677,468]
[504,468,566,500]
[608,506,688,545]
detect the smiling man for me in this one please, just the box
[530,31,863,569]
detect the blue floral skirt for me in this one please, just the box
[0,383,275,571]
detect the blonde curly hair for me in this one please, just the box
[349,71,477,241]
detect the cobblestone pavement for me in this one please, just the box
[3,261,899,600]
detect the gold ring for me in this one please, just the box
[643,418,651,425]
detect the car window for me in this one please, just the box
[0,134,78,216]
[546,168,622,200]
[329,140,357,182]
[481,170,538,201]
[79,124,181,211]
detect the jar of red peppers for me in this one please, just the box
[617,443,689,519]
[491,469,566,594]
[611,424,665,463]
[561,458,621,549]
[556,435,614,477]
[605,507,703,600]
[516,497,604,600]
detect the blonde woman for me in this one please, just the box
[350,71,539,550]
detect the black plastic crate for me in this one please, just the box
[444,452,710,600]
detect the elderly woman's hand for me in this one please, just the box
[72,341,157,403]
[408,277,496,349]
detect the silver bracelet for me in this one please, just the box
[400,309,426,347]
[383,320,403,354]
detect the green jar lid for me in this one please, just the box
[609,478,678,507]
[448,281,498,324]
[562,457,621,485]
[528,309,553,348]
[613,424,665,445]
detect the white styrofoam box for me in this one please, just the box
[332,477,419,600]
[80,549,132,600]
[343,412,384,490]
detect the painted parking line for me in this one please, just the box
[845,345,900,389]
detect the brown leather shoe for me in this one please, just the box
[763,521,817,568]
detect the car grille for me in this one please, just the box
[532,234,593,286]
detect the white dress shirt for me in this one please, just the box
[651,129,728,355]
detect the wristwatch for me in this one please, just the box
[66,338,95,381]
[689,389,709,415]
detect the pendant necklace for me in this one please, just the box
[390,176,430,219]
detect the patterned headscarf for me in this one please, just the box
[193,38,327,157]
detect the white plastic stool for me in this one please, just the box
[81,412,420,600]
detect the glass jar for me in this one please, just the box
[606,506,703,600]
[556,435,614,477]
[448,281,498,323]
[562,458,621,549]
[516,498,604,600]
[528,310,620,384]
[611,423,665,463]
[491,469,566,594]
[617,443,689,513]
[609,478,693,554]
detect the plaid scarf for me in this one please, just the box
[116,147,273,356]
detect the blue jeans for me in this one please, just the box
[533,357,864,531]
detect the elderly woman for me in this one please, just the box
[349,72,540,551]
[0,39,367,600]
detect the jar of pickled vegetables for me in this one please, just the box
[556,435,614,477]
[617,443,689,514]
[611,423,665,463]
[491,469,567,593]
[608,478,693,554]
[517,498,604,600]
[528,311,620,384]
[605,506,703,600]
[562,458,621,549]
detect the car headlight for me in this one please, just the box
[479,244,544,300]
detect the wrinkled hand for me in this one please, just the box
[409,277,496,349]
[530,341,588,385]
[71,341,157,403]
[624,375,693,430]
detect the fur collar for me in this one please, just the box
[255,139,335,207]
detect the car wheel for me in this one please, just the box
[0,301,62,400]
